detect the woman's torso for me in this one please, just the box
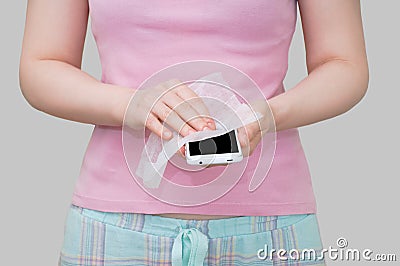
[72,0,317,219]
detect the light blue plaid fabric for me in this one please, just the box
[59,205,325,265]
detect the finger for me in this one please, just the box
[241,121,260,143]
[145,113,173,140]
[180,93,216,130]
[152,102,195,137]
[237,127,250,147]
[244,123,263,156]
[237,127,251,157]
[181,95,216,130]
[206,163,228,168]
[162,92,210,131]
[167,79,216,130]
[179,145,186,158]
[241,143,250,157]
[249,120,262,136]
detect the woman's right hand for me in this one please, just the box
[125,79,216,141]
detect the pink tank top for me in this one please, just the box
[72,0,317,215]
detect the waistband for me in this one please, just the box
[71,204,311,239]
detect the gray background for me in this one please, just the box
[1,1,399,265]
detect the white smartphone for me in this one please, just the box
[185,129,243,166]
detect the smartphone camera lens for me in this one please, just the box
[199,161,203,165]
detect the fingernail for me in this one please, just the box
[203,127,211,131]
[163,131,172,138]
[207,122,214,128]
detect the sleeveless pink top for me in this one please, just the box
[72,0,317,215]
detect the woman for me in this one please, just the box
[19,0,368,265]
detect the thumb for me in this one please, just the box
[237,127,248,147]
[178,145,186,158]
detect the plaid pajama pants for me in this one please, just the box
[59,205,325,265]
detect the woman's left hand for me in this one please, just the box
[181,100,274,162]
[237,121,263,157]
[237,100,274,157]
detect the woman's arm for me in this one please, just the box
[269,0,369,131]
[19,0,133,127]
[19,0,214,139]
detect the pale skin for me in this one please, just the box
[20,0,369,220]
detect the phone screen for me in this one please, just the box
[188,130,239,156]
